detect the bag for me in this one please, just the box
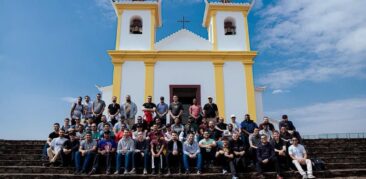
[311,158,326,171]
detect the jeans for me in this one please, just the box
[133,151,149,169]
[200,148,215,166]
[256,157,281,175]
[60,150,77,166]
[217,154,236,176]
[93,153,114,172]
[166,152,182,170]
[116,151,133,172]
[183,153,202,171]
[42,143,50,159]
[233,156,246,172]
[75,151,95,172]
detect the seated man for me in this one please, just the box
[198,131,216,168]
[256,135,282,179]
[97,115,113,132]
[115,129,135,174]
[270,131,288,170]
[215,139,238,179]
[99,123,115,140]
[132,131,149,175]
[248,128,261,166]
[90,123,100,140]
[42,123,60,161]
[166,131,183,175]
[183,133,202,175]
[229,132,246,173]
[89,131,117,175]
[150,137,166,175]
[74,132,97,174]
[132,124,146,140]
[60,132,80,167]
[45,129,68,166]
[278,115,296,133]
[223,123,235,140]
[288,137,315,179]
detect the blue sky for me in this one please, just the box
[0,0,365,139]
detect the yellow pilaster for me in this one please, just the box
[112,62,124,103]
[242,12,251,51]
[115,10,122,50]
[213,60,225,118]
[150,10,156,50]
[212,11,218,51]
[144,59,156,100]
[243,61,256,121]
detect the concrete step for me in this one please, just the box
[0,140,46,145]
[0,169,365,178]
[321,156,366,163]
[0,149,42,155]
[326,163,366,170]
[0,145,44,150]
[307,146,366,153]
[308,151,366,158]
[303,139,366,145]
[0,154,41,161]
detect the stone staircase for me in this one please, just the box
[0,139,365,178]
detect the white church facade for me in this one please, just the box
[98,0,264,122]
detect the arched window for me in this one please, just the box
[130,16,143,34]
[224,17,236,35]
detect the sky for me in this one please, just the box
[0,0,365,139]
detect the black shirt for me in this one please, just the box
[48,132,59,139]
[135,139,149,152]
[229,139,246,153]
[143,102,156,109]
[270,139,285,151]
[108,103,120,115]
[63,139,80,152]
[203,103,218,118]
[132,121,148,131]
[257,142,275,161]
[169,102,184,116]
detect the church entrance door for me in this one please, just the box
[169,85,201,124]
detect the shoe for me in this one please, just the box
[88,168,96,176]
[129,168,136,174]
[106,170,111,175]
[166,169,171,176]
[185,170,190,174]
[123,170,128,175]
[222,169,228,174]
[277,175,283,179]
[151,170,156,175]
[307,174,316,178]
[197,170,201,175]
[114,171,120,175]
[258,174,265,179]
[302,174,308,179]
[143,169,147,175]
[178,169,182,175]
[232,177,239,179]
[74,170,80,175]
[158,169,162,175]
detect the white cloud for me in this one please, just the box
[271,89,290,94]
[255,0,366,90]
[267,97,366,135]
[61,97,77,104]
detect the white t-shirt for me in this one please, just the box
[50,137,68,153]
[288,144,306,159]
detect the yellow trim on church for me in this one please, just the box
[244,62,257,121]
[203,3,250,27]
[113,2,161,27]
[144,59,156,100]
[150,10,156,50]
[112,62,124,103]
[115,11,122,50]
[213,60,225,118]
[212,11,218,51]
[243,12,251,51]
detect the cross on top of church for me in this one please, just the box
[177,16,190,29]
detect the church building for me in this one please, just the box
[98,0,264,122]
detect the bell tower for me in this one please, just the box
[112,0,162,50]
[202,0,251,51]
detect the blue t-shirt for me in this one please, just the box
[156,103,168,115]
[98,139,117,151]
[241,120,258,134]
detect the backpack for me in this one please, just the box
[311,158,326,171]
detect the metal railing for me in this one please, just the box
[207,0,252,3]
[303,132,366,139]
[112,0,158,3]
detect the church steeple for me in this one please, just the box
[112,0,162,50]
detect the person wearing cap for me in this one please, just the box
[131,116,148,132]
[156,96,169,125]
[89,131,117,175]
[142,96,156,126]
[230,115,241,133]
[169,95,184,124]
[203,96,219,124]
[132,123,146,140]
[189,98,203,125]
[120,95,138,127]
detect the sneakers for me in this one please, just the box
[222,170,228,174]
[302,174,308,179]
[106,170,111,175]
[143,169,147,175]
[197,170,201,175]
[129,168,136,174]
[307,174,316,178]
[166,169,171,176]
[151,170,156,175]
[113,171,120,175]
[88,168,96,176]
[123,170,128,175]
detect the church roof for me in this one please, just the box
[155,29,212,51]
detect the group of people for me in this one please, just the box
[42,94,316,179]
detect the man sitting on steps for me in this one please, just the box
[288,136,316,179]
[45,129,68,167]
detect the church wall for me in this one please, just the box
[119,10,152,50]
[154,61,215,122]
[223,62,248,122]
[120,61,146,118]
[216,11,247,51]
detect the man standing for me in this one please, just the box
[288,137,315,179]
[203,97,218,124]
[74,132,97,174]
[108,96,120,126]
[166,131,183,175]
[142,96,156,126]
[121,95,138,127]
[92,93,106,125]
[70,97,84,126]
[169,95,184,124]
[115,129,135,174]
[89,131,117,175]
[83,95,93,121]
[256,135,282,179]
[156,96,169,125]
[183,133,202,175]
[46,129,68,166]
[189,98,202,125]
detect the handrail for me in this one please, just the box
[302,132,366,139]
